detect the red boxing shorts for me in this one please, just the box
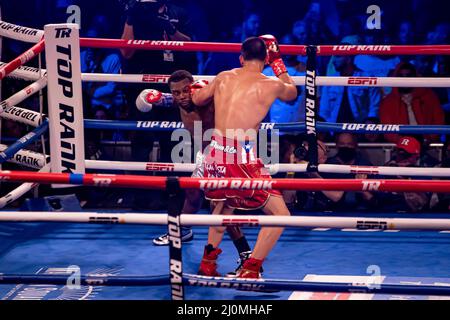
[203,135,281,210]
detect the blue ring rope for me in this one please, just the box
[84,119,450,135]
[0,120,48,164]
[1,272,450,296]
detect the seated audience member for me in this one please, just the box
[359,117,385,143]
[320,38,381,124]
[430,141,450,212]
[293,139,344,212]
[379,62,445,144]
[263,55,305,124]
[319,133,377,211]
[379,136,430,213]
[81,27,124,110]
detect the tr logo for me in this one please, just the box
[55,27,72,39]
[361,180,381,191]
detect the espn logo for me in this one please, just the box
[142,74,170,83]
[347,77,378,85]
[356,220,388,230]
[146,163,175,171]
[222,218,259,226]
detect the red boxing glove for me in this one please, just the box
[259,34,287,77]
[190,79,209,95]
[136,89,173,112]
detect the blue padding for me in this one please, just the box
[69,174,84,185]
[21,194,82,212]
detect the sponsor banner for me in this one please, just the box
[0,105,43,127]
[0,20,43,43]
[332,45,392,52]
[342,123,401,132]
[126,40,184,47]
[0,144,48,169]
[305,46,318,171]
[44,24,85,187]
[198,179,274,190]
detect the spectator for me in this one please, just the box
[281,20,309,71]
[296,139,344,211]
[263,57,305,125]
[426,22,450,44]
[430,140,450,212]
[434,56,450,123]
[323,133,376,211]
[303,133,377,212]
[397,21,416,45]
[379,136,430,212]
[320,38,381,124]
[359,117,385,143]
[379,62,445,144]
[81,27,125,119]
[203,11,262,75]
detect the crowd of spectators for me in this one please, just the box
[0,0,449,212]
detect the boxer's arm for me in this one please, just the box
[276,74,297,101]
[136,89,174,112]
[260,35,297,101]
[191,79,215,107]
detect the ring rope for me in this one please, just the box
[4,63,450,88]
[0,170,449,192]
[0,121,48,164]
[0,163,50,209]
[1,211,450,231]
[83,118,450,135]
[0,40,44,80]
[1,147,449,177]
[2,20,450,56]
[0,272,449,296]
[0,77,47,126]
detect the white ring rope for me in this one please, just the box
[3,62,450,88]
[0,211,449,231]
[1,147,449,177]
[0,144,48,169]
[0,20,43,43]
[0,76,47,127]
[0,62,45,81]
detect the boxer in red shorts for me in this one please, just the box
[192,35,297,278]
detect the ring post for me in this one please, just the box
[305,45,318,171]
[44,23,85,188]
[166,176,185,300]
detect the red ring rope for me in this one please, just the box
[0,40,45,80]
[79,38,450,56]
[0,170,449,193]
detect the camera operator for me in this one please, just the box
[121,0,193,63]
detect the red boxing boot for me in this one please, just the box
[236,257,263,279]
[198,244,222,276]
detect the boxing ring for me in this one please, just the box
[1,20,450,300]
